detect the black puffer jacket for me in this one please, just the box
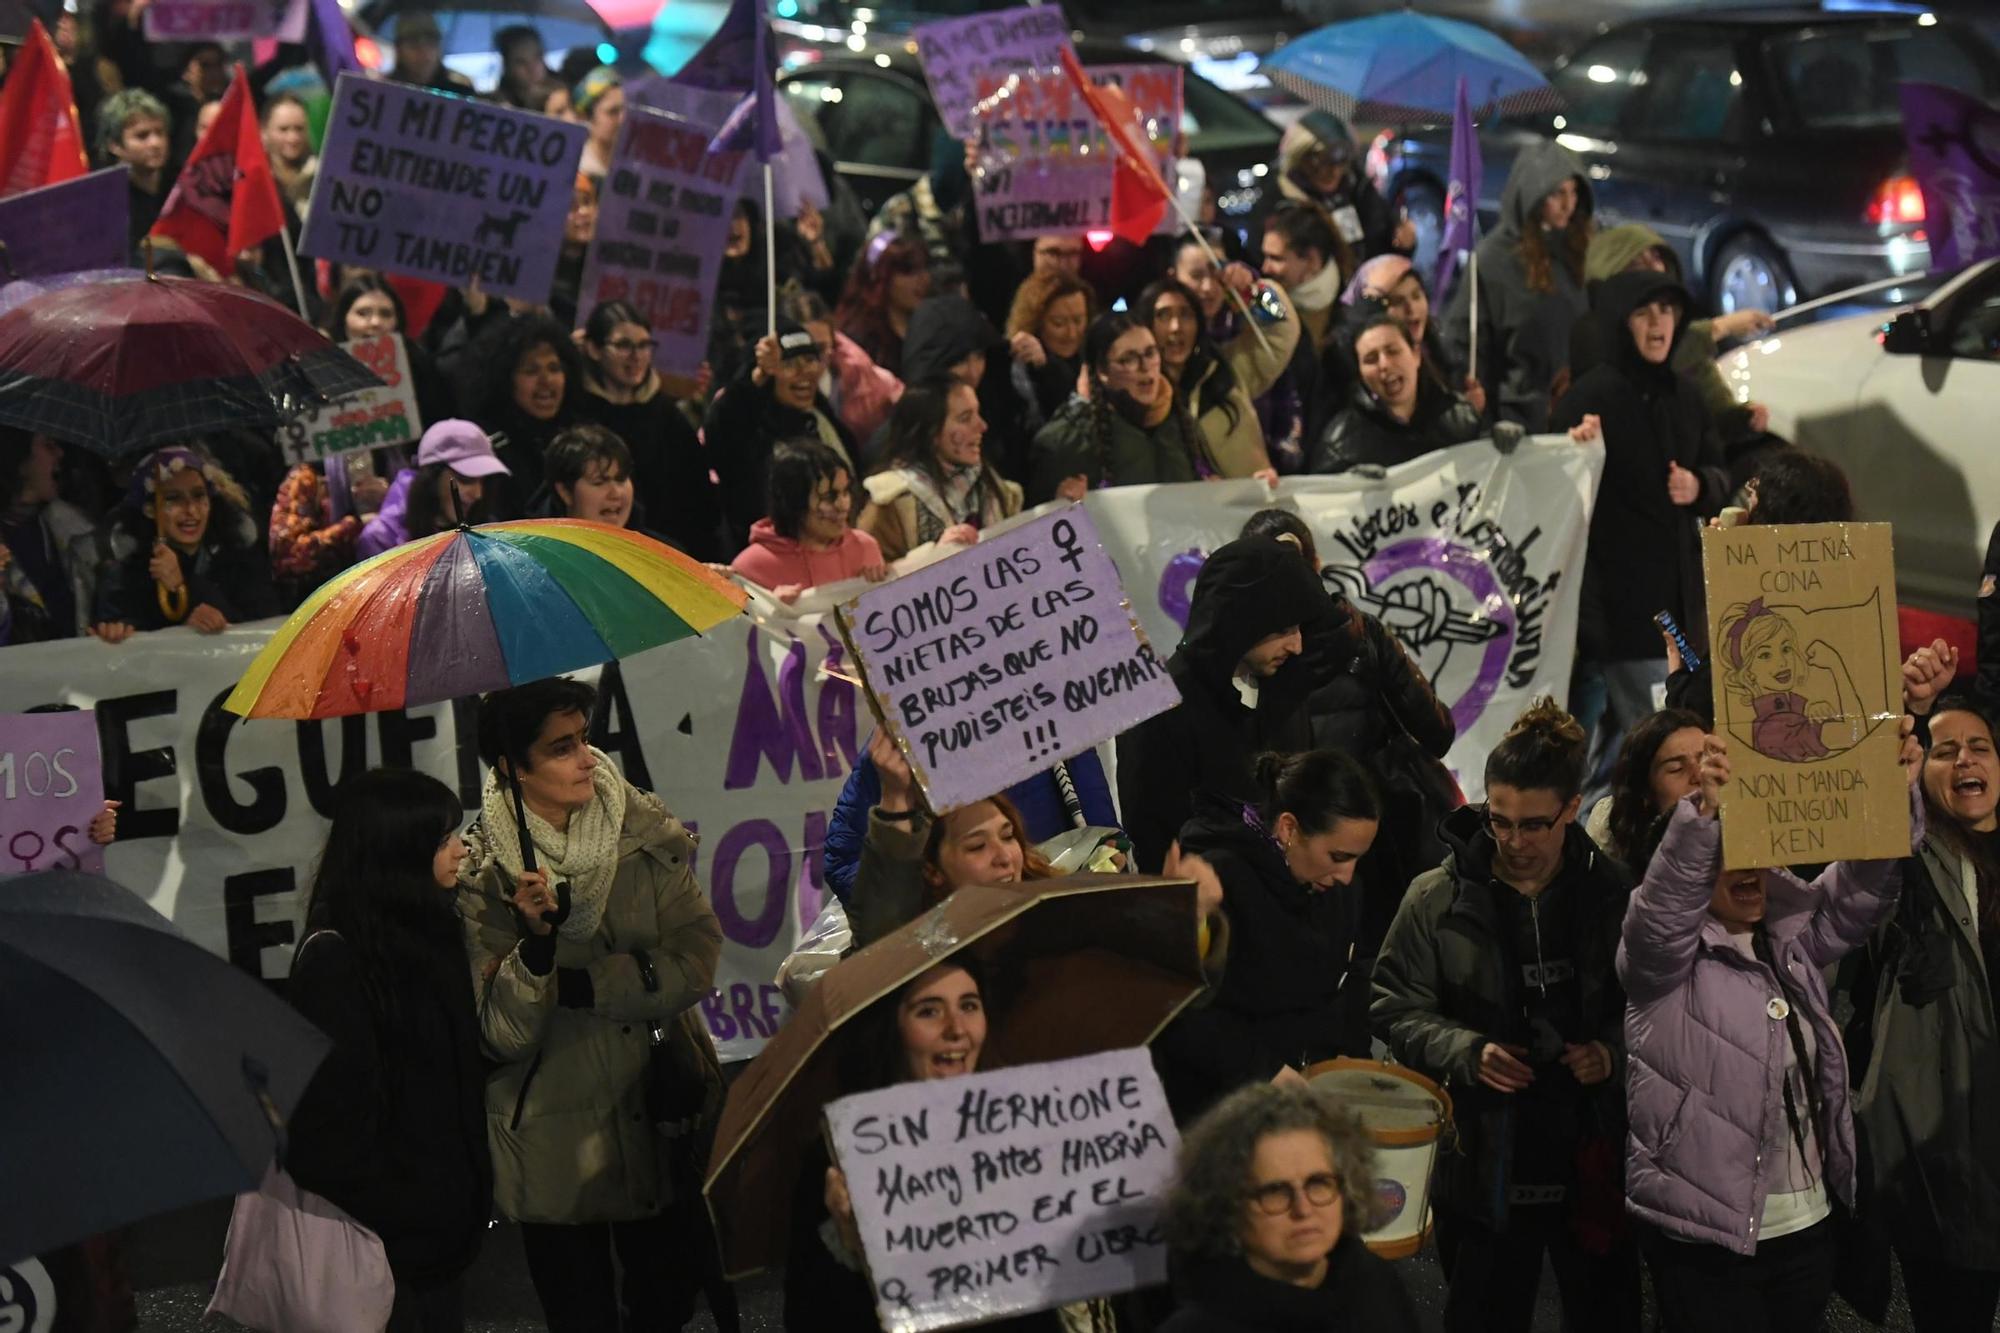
[703,361,861,550]
[1549,271,1727,662]
[1370,806,1632,1229]
[1116,537,1341,873]
[1153,790,1372,1120]
[1161,1233,1421,1333]
[1311,374,1483,474]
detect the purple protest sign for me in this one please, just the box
[144,0,306,42]
[912,5,1077,142]
[974,62,1181,240]
[1899,81,2000,270]
[839,507,1179,813]
[0,169,129,279]
[578,106,743,378]
[625,75,827,215]
[0,710,105,875]
[300,73,586,304]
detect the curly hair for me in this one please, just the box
[466,313,582,426]
[1519,210,1593,296]
[1166,1081,1386,1260]
[1005,270,1094,341]
[1604,707,1706,868]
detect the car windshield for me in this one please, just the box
[1769,24,1998,129]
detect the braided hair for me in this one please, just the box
[1081,313,1215,487]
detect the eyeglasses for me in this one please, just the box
[602,337,656,355]
[1110,346,1162,372]
[1479,805,1563,839]
[1246,1173,1342,1216]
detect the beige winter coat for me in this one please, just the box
[459,792,722,1225]
[1184,281,1299,479]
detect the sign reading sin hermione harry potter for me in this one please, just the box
[301,74,586,304]
[837,508,1178,814]
[1702,522,1907,870]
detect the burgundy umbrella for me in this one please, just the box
[0,273,382,457]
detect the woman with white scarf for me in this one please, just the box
[858,376,1022,564]
[457,677,724,1332]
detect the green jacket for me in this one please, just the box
[1029,394,1211,503]
[459,792,723,1225]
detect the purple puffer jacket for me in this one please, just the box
[1617,787,1920,1255]
[356,468,416,559]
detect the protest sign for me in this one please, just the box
[912,6,1076,142]
[825,1048,1178,1332]
[144,0,305,42]
[579,106,742,378]
[273,333,422,466]
[0,710,105,875]
[623,76,826,216]
[1898,82,2000,270]
[1702,522,1907,869]
[976,63,1181,240]
[301,74,586,303]
[0,169,128,279]
[839,508,1178,814]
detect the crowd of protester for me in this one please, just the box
[9,23,2000,1333]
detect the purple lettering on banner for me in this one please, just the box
[300,73,586,304]
[814,622,860,777]
[0,711,106,875]
[796,808,829,926]
[724,628,826,790]
[577,104,743,379]
[144,0,306,40]
[911,5,1077,141]
[709,817,791,948]
[973,64,1183,241]
[841,508,1180,812]
[0,170,129,282]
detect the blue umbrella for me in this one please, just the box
[1261,12,1558,125]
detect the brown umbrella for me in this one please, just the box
[703,874,1204,1279]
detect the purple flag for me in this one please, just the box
[669,0,758,92]
[1436,74,1481,298]
[309,0,360,80]
[1899,81,2000,271]
[705,5,781,164]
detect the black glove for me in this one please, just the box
[511,880,574,978]
[1896,929,1954,1009]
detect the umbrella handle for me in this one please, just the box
[509,764,539,876]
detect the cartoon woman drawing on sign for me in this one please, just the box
[1718,598,1864,762]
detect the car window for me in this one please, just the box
[788,70,931,171]
[1548,29,1651,137]
[1179,70,1280,153]
[1770,24,1997,130]
[1627,34,1744,142]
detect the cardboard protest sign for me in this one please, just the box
[824,1048,1178,1332]
[273,333,421,466]
[912,6,1077,142]
[578,106,742,379]
[976,63,1182,240]
[0,169,128,280]
[144,0,305,41]
[839,508,1179,814]
[301,74,586,303]
[0,711,105,874]
[1703,522,1906,869]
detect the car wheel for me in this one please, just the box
[1710,233,1798,316]
[1393,177,1445,279]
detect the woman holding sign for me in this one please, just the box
[1619,725,1922,1333]
[1160,1082,1419,1331]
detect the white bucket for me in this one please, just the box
[1307,1057,1452,1259]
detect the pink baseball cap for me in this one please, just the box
[416,420,511,478]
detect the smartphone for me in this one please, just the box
[1655,610,1702,673]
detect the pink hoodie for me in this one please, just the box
[730,518,883,591]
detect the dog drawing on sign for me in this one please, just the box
[474,209,532,248]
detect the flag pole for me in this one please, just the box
[279,221,310,321]
[764,160,777,339]
[1167,195,1275,359]
[1467,247,1479,384]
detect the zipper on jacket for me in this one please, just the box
[1530,898,1548,998]
[509,1051,544,1131]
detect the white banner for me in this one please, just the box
[1,439,1597,1059]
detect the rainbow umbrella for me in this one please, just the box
[224,519,748,720]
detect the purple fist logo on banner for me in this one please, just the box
[1899,81,2000,270]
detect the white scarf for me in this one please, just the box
[473,747,628,943]
[1288,261,1343,316]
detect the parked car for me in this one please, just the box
[1376,7,2000,314]
[776,38,1282,223]
[1717,258,2000,630]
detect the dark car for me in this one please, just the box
[776,38,1282,223]
[1375,7,2000,314]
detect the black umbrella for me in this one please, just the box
[0,870,331,1267]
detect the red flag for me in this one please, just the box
[0,20,89,200]
[1057,45,1172,246]
[150,65,286,276]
